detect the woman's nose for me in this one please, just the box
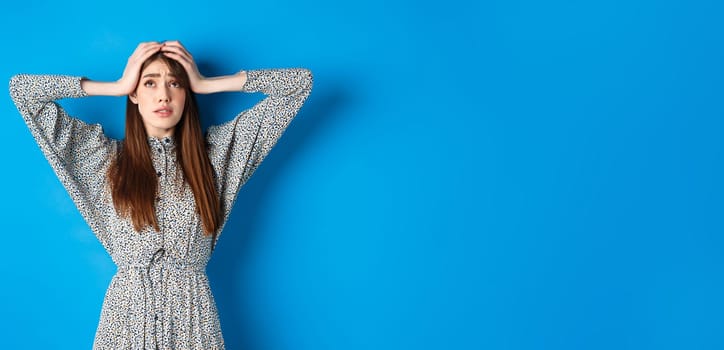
[158,90,170,102]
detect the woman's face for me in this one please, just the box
[130,59,186,138]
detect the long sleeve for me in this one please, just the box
[205,68,313,230]
[9,74,116,252]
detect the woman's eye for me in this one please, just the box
[169,81,181,88]
[143,81,155,87]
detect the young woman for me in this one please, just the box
[9,41,313,349]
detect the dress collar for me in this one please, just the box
[147,136,175,146]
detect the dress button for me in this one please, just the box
[154,315,158,321]
[157,171,162,177]
[157,147,162,152]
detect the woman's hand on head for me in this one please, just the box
[81,42,162,96]
[81,41,246,97]
[116,42,163,95]
[161,40,248,94]
[160,41,209,94]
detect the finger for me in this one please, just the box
[161,41,183,51]
[131,43,162,62]
[161,49,191,65]
[135,42,161,54]
[161,46,194,66]
[163,40,185,50]
[140,45,162,58]
[162,45,192,62]
[162,41,192,57]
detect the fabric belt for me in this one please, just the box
[117,249,204,350]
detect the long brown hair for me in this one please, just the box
[108,52,221,235]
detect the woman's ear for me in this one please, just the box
[129,91,139,104]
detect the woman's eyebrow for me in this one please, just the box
[142,73,177,78]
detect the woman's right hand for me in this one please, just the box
[115,42,163,95]
[81,42,162,96]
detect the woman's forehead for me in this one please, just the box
[142,60,174,77]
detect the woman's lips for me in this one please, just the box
[154,107,173,117]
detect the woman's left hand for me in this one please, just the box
[161,41,209,93]
[162,40,248,94]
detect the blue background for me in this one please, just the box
[1,0,723,349]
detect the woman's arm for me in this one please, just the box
[191,71,248,94]
[9,73,116,252]
[82,41,248,96]
[207,67,313,229]
[160,41,248,94]
[81,41,164,96]
[80,80,130,96]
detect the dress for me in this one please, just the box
[9,68,313,349]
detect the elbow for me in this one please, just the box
[281,68,313,98]
[297,68,313,92]
[8,74,26,101]
[9,74,28,88]
[306,69,314,91]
